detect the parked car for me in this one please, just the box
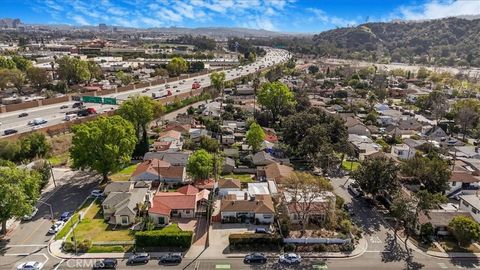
[60,211,72,222]
[60,105,69,109]
[16,261,44,270]
[92,259,118,269]
[278,253,301,264]
[159,253,182,264]
[127,253,150,264]
[91,189,104,198]
[348,183,365,198]
[48,221,65,234]
[254,228,269,234]
[244,253,267,264]
[22,207,39,221]
[18,112,28,117]
[3,129,18,136]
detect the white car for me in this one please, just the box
[91,189,104,198]
[22,207,39,221]
[48,221,65,234]
[278,253,301,264]
[17,261,44,270]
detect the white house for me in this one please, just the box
[390,144,416,160]
[218,178,242,198]
[459,195,480,223]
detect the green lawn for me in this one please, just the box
[439,238,480,253]
[222,173,255,183]
[74,202,134,242]
[55,198,94,240]
[342,160,360,171]
[48,152,70,167]
[109,163,139,182]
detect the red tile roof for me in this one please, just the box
[177,184,199,195]
[148,185,210,216]
[131,159,171,177]
[153,141,172,151]
[159,130,181,140]
[194,178,215,190]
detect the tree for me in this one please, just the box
[26,67,51,91]
[0,56,16,69]
[70,116,137,182]
[153,68,169,77]
[283,172,333,232]
[57,56,90,85]
[452,99,480,140]
[246,122,265,153]
[401,154,451,193]
[352,156,399,197]
[115,71,133,86]
[449,216,480,247]
[308,65,319,74]
[166,57,189,77]
[86,61,102,83]
[0,140,20,161]
[416,67,430,79]
[189,61,205,73]
[199,136,219,153]
[186,149,213,180]
[210,71,226,95]
[18,132,52,161]
[257,81,296,123]
[0,164,41,234]
[11,56,32,72]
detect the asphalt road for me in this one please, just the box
[0,48,291,137]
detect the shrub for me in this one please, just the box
[284,243,296,252]
[229,233,282,249]
[77,239,92,253]
[62,241,74,252]
[135,227,193,248]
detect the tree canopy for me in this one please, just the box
[186,149,213,180]
[209,71,226,95]
[166,57,189,77]
[400,154,450,194]
[246,122,265,153]
[449,216,480,247]
[115,71,133,86]
[57,56,92,85]
[26,67,51,91]
[352,156,399,197]
[70,116,137,181]
[257,81,296,123]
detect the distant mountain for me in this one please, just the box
[147,26,287,37]
[309,17,480,67]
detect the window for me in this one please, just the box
[263,214,272,219]
[158,216,165,224]
[121,216,129,224]
[185,210,190,214]
[451,182,456,186]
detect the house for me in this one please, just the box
[398,118,423,132]
[164,123,191,134]
[252,151,275,166]
[130,159,186,184]
[221,135,235,145]
[345,117,370,136]
[447,171,480,197]
[144,152,190,166]
[454,146,480,159]
[459,195,480,223]
[102,187,151,226]
[189,128,209,142]
[390,144,415,160]
[220,194,275,224]
[236,84,255,95]
[218,178,242,198]
[158,130,182,142]
[248,182,271,198]
[194,178,215,190]
[385,125,416,138]
[284,190,335,225]
[348,134,382,161]
[202,101,221,117]
[223,148,240,158]
[148,185,210,226]
[377,115,395,126]
[222,157,236,174]
[424,126,447,141]
[104,182,133,195]
[259,162,294,183]
[417,210,471,236]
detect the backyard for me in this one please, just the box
[342,160,360,171]
[109,163,139,182]
[222,173,255,183]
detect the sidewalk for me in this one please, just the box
[49,235,368,260]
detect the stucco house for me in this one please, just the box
[220,194,275,224]
[283,190,336,225]
[345,117,370,137]
[130,158,186,184]
[218,178,242,198]
[148,185,210,226]
[102,187,152,226]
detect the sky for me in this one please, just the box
[2,0,480,33]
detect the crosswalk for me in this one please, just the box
[369,235,382,244]
[438,262,480,269]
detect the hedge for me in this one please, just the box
[229,233,283,248]
[135,229,193,248]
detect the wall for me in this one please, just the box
[42,95,70,106]
[283,237,351,245]
[4,100,39,112]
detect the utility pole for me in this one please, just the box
[46,160,56,187]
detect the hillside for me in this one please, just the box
[310,17,480,67]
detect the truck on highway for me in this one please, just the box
[192,82,201,90]
[64,107,97,118]
[152,90,172,99]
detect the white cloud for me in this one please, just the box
[72,15,90,26]
[306,8,357,27]
[399,0,480,20]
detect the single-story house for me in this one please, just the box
[218,178,242,198]
[143,152,190,166]
[284,190,335,225]
[102,187,151,226]
[189,128,209,142]
[459,194,480,223]
[259,162,294,184]
[424,126,447,141]
[148,185,210,226]
[220,194,275,224]
[130,158,186,184]
[104,182,133,195]
[345,117,370,137]
[417,210,472,236]
[158,130,182,142]
[390,144,416,160]
[222,157,236,174]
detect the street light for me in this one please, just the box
[37,199,53,220]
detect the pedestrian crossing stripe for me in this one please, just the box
[216,264,231,269]
[313,265,328,269]
[438,263,448,269]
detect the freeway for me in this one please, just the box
[0,48,291,137]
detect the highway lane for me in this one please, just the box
[0,48,291,137]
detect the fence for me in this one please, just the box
[283,237,351,245]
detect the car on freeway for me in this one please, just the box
[165,84,171,88]
[176,89,181,93]
[244,253,267,264]
[60,105,69,109]
[201,78,205,81]
[48,221,65,234]
[173,85,178,88]
[72,102,84,108]
[59,211,72,222]
[16,261,44,270]
[92,259,118,269]
[141,88,150,93]
[127,253,150,264]
[18,112,29,117]
[3,129,18,136]
[254,228,269,234]
[159,253,182,264]
[28,118,47,126]
[91,189,104,198]
[278,253,301,264]
[22,207,39,221]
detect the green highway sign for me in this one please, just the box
[82,96,102,103]
[103,97,117,105]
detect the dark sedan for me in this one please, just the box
[159,253,182,264]
[244,253,267,264]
